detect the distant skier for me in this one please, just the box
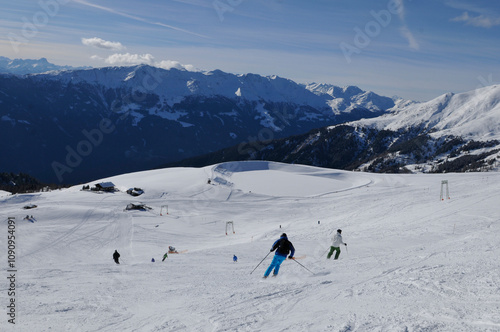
[168,246,178,254]
[233,255,238,262]
[327,229,347,260]
[162,252,168,261]
[113,250,120,264]
[263,233,295,278]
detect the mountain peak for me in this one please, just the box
[356,84,500,141]
[342,85,363,96]
[0,57,89,75]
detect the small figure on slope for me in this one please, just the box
[113,250,120,264]
[151,258,155,262]
[263,233,295,278]
[233,255,238,262]
[327,229,347,260]
[162,252,168,261]
[168,246,178,254]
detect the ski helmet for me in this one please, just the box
[337,229,342,233]
[281,233,287,238]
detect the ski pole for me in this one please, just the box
[290,258,315,275]
[250,251,271,275]
[322,247,330,258]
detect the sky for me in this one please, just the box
[1,0,500,101]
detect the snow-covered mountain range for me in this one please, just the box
[344,85,500,171]
[355,85,500,141]
[1,57,499,186]
[0,56,88,75]
[305,82,399,113]
[170,85,500,174]
[0,58,397,184]
[30,64,396,113]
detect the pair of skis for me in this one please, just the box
[250,254,314,275]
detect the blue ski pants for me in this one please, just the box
[264,254,287,277]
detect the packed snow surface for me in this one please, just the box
[1,161,499,331]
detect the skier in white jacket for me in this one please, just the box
[327,229,347,260]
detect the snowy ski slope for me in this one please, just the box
[1,161,499,331]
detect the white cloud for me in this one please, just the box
[74,0,208,38]
[156,60,196,71]
[81,37,125,51]
[101,53,155,65]
[90,55,104,61]
[445,1,489,15]
[400,26,419,50]
[394,0,420,51]
[451,12,500,28]
[91,53,198,71]
[393,0,405,21]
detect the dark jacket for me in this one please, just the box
[271,235,295,258]
[113,251,120,261]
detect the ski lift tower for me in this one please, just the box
[440,180,450,200]
[226,221,235,235]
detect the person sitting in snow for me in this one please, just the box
[263,233,295,278]
[233,255,238,262]
[113,250,120,264]
[168,246,178,254]
[327,229,347,260]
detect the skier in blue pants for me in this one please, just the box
[264,233,295,278]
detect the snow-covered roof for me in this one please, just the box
[96,182,115,188]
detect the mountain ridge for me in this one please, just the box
[3,57,498,184]
[27,62,396,114]
[165,84,500,173]
[0,56,89,75]
[0,58,396,184]
[352,85,500,141]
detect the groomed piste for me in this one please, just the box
[1,161,499,331]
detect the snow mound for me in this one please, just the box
[214,161,372,197]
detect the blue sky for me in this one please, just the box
[1,0,500,101]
